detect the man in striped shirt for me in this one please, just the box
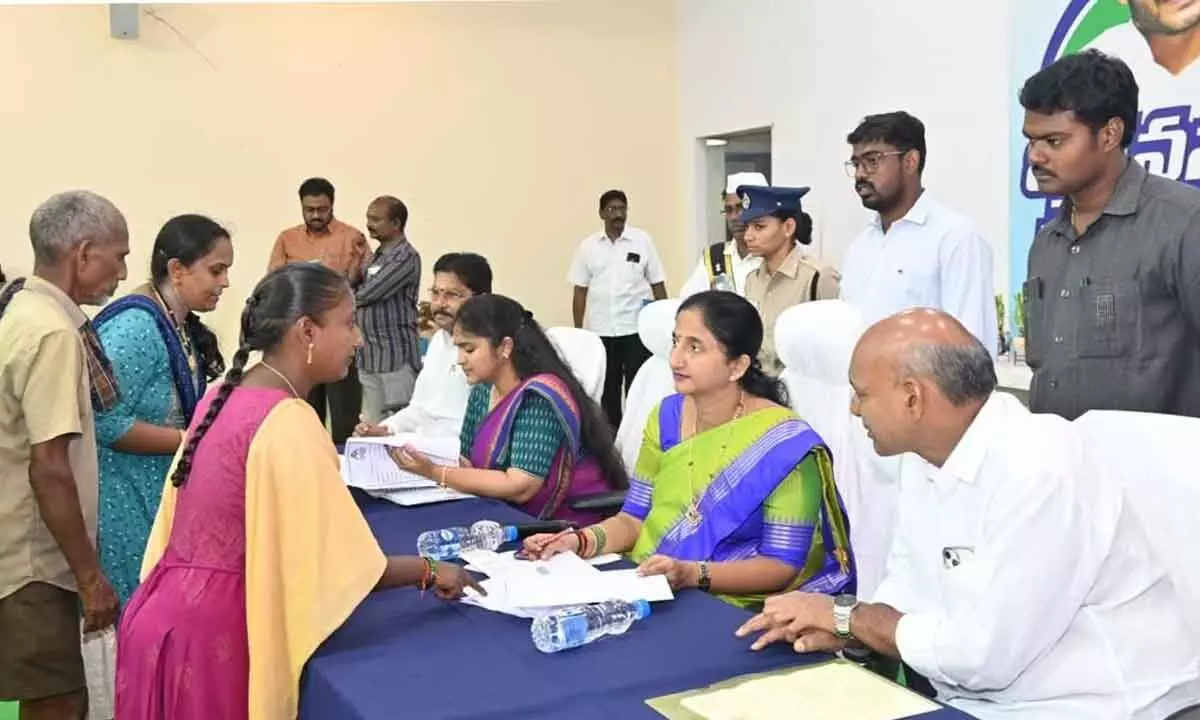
[356,195,422,424]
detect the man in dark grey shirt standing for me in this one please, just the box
[1019,50,1200,420]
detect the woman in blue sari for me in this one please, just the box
[94,214,234,604]
[524,291,854,609]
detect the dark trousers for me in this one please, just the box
[306,362,362,446]
[600,333,651,431]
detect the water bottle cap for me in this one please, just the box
[502,525,519,543]
[632,599,651,620]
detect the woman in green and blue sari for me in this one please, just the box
[523,290,854,609]
[94,215,233,605]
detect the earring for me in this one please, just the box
[306,342,314,366]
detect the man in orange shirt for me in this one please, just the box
[268,177,370,444]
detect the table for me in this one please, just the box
[300,492,971,719]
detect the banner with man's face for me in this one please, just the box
[1008,0,1200,332]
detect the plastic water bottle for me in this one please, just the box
[712,272,734,293]
[530,599,652,653]
[416,520,518,560]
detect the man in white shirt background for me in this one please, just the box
[738,308,1200,720]
[679,172,765,298]
[839,111,999,356]
[354,252,492,439]
[568,189,667,429]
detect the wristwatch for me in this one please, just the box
[833,594,858,639]
[697,561,712,592]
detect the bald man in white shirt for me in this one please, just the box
[738,308,1200,720]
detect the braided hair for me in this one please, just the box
[171,263,349,487]
[455,294,629,490]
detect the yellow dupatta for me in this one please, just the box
[142,398,387,719]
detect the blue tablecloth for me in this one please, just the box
[300,493,971,719]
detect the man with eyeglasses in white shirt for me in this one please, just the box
[354,252,492,439]
[738,308,1200,720]
[839,111,999,357]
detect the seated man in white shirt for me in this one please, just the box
[839,112,999,356]
[679,171,765,298]
[354,252,492,439]
[737,308,1200,720]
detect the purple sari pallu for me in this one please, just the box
[469,373,609,524]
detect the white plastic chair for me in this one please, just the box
[546,326,606,404]
[1073,410,1200,649]
[614,299,681,473]
[774,300,899,598]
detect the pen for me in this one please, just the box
[515,527,577,560]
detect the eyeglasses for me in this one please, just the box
[429,288,468,301]
[719,205,743,217]
[843,151,907,177]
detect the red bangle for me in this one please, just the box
[419,557,435,594]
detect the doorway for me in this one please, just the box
[701,127,772,249]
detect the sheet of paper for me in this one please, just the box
[462,579,537,619]
[462,550,623,575]
[461,550,599,578]
[587,553,622,566]
[679,661,939,720]
[368,486,473,506]
[460,549,515,576]
[506,567,673,608]
[343,435,460,490]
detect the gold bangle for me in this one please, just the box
[437,466,449,489]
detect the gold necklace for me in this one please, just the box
[683,391,745,526]
[260,362,299,398]
[152,285,198,376]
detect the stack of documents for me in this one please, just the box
[647,660,939,720]
[341,435,473,506]
[459,549,673,618]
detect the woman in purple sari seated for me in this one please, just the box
[391,294,627,524]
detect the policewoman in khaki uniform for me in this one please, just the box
[740,185,840,375]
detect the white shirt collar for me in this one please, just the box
[726,240,754,264]
[924,392,1009,486]
[595,230,631,244]
[872,190,932,230]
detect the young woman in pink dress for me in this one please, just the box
[115,263,480,720]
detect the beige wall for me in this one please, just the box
[0,1,681,349]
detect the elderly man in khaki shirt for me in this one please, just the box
[0,191,127,718]
[741,185,840,375]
